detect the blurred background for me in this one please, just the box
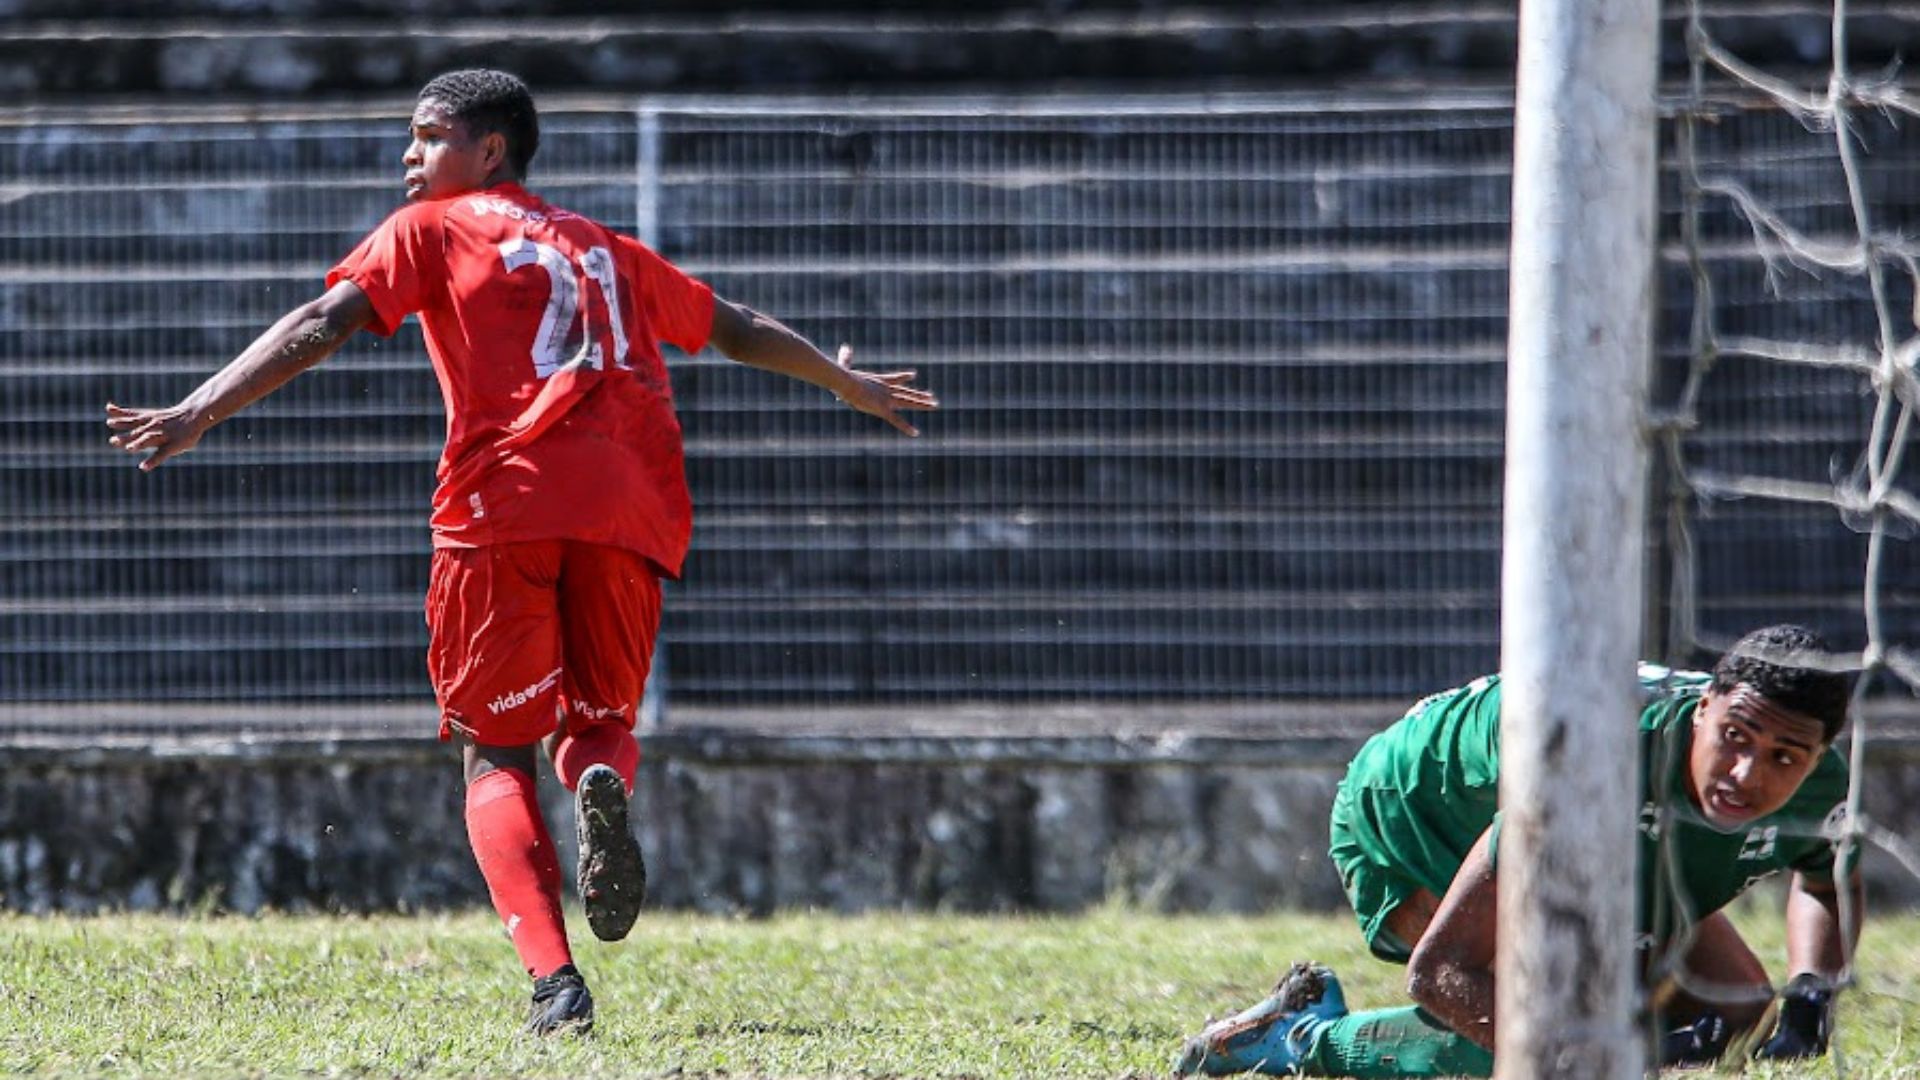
[1,1,1916,915]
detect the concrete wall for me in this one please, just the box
[3,728,1916,916]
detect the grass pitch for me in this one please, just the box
[2,905,1916,1078]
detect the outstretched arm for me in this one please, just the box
[106,280,375,470]
[706,297,937,437]
[1405,826,1500,1052]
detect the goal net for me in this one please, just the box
[1656,0,1920,1064]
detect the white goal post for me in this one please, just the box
[1500,0,1661,1076]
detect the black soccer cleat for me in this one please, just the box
[1659,1011,1730,1067]
[526,964,594,1036]
[575,763,647,942]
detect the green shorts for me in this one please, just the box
[1326,737,1500,964]
[1327,779,1423,964]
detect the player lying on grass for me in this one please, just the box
[1175,623,1860,1076]
[106,68,936,1036]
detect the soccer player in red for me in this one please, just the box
[105,69,937,1035]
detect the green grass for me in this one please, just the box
[1,906,1916,1077]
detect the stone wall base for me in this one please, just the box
[3,727,1915,915]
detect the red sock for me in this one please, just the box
[552,722,640,794]
[464,767,572,978]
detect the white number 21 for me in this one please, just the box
[498,237,631,378]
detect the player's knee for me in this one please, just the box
[461,738,539,787]
[1403,941,1476,1018]
[551,717,639,793]
[1404,953,1441,1012]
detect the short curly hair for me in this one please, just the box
[1710,623,1852,742]
[417,69,540,177]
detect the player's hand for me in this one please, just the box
[105,402,210,471]
[1753,974,1833,1061]
[831,344,938,437]
[1658,1011,1729,1067]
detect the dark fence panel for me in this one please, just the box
[1,93,1911,730]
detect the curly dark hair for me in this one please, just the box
[1710,624,1852,742]
[417,69,540,177]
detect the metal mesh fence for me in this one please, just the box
[2,90,1913,734]
[653,99,1514,704]
[1,111,640,714]
[0,94,1519,726]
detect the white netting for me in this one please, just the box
[1659,0,1920,1065]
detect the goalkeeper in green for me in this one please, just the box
[1176,623,1859,1076]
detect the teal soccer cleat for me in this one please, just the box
[1175,962,1349,1076]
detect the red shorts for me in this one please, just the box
[424,540,663,747]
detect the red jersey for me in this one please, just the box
[327,183,714,577]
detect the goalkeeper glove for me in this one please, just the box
[1659,1011,1729,1067]
[1753,973,1834,1061]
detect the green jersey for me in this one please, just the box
[1329,665,1851,961]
